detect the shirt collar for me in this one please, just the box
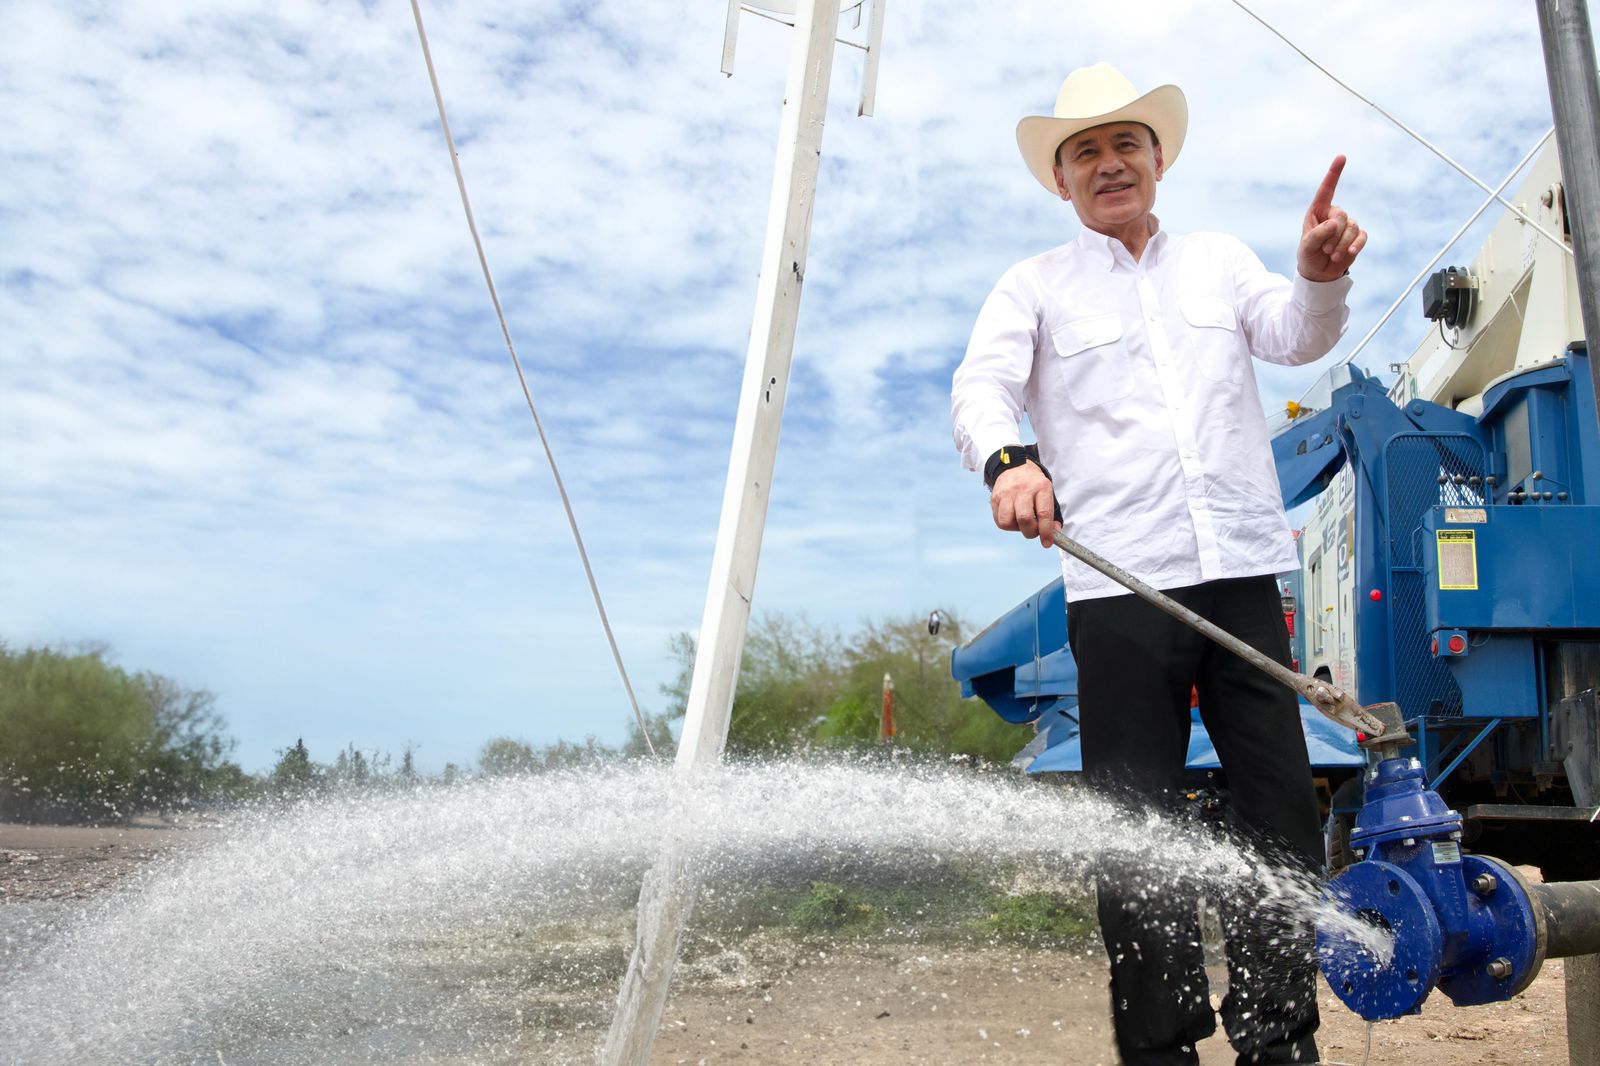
[1075,214,1166,271]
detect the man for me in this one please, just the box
[950,64,1367,1065]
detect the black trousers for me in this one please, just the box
[1066,575,1324,1066]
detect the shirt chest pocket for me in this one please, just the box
[1181,297,1244,384]
[1049,313,1132,412]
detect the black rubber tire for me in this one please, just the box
[1324,775,1364,874]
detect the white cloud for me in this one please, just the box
[1,0,1581,769]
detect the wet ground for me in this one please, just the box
[0,817,1573,1065]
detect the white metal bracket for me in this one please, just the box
[721,0,887,117]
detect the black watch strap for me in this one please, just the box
[983,444,1052,488]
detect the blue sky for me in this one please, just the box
[0,0,1575,772]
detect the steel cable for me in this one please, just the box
[1225,0,1572,260]
[407,0,656,757]
[1338,127,1555,369]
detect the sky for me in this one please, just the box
[0,0,1580,773]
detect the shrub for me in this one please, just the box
[788,881,875,933]
[979,891,1097,944]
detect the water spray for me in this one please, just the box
[0,760,1328,1063]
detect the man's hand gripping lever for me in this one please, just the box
[989,447,1061,551]
[1045,526,1389,737]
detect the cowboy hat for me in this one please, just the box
[1016,64,1188,195]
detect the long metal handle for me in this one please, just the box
[1050,529,1387,736]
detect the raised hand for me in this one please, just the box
[1298,155,1368,283]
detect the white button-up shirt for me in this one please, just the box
[951,222,1352,602]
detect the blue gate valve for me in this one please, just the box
[1305,745,1542,1011]
[1316,751,1545,1019]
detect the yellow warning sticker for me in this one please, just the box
[1436,529,1478,590]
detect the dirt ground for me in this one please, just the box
[0,817,203,901]
[647,942,1570,1065]
[0,821,1575,1065]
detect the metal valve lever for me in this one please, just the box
[1049,528,1389,736]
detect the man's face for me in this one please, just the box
[1051,122,1164,234]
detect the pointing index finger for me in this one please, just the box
[1309,154,1347,218]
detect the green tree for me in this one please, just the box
[656,631,697,720]
[658,616,846,756]
[271,738,317,793]
[650,609,1030,763]
[623,710,675,758]
[536,736,615,769]
[0,644,241,822]
[139,673,234,797]
[397,746,419,785]
[836,610,1028,761]
[478,737,538,776]
[734,614,845,753]
[815,693,878,744]
[329,744,372,789]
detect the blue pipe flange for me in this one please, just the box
[1435,854,1547,1007]
[1317,859,1442,1019]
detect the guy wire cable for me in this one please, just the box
[408,0,657,757]
[1338,126,1555,369]
[1225,0,1572,261]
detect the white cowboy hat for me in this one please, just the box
[1016,64,1188,195]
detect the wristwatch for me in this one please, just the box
[983,444,1051,488]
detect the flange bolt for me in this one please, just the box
[1470,872,1498,896]
[1486,957,1513,979]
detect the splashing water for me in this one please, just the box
[0,758,1389,1064]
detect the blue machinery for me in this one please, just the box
[952,349,1600,1018]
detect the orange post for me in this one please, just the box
[880,672,896,743]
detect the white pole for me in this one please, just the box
[719,0,740,77]
[675,0,842,771]
[858,0,887,116]
[599,3,842,1061]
